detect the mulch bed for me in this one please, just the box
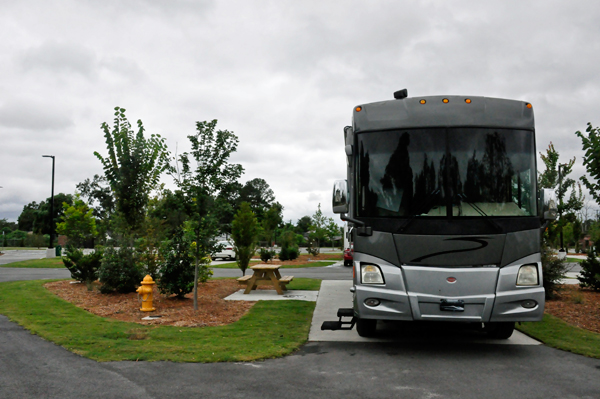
[45,279,255,328]
[544,285,600,334]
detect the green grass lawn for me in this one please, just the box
[0,278,320,362]
[211,260,337,269]
[0,258,65,268]
[566,256,585,263]
[517,314,600,359]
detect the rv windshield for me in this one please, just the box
[356,128,536,218]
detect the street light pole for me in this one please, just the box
[42,155,55,249]
[558,163,568,254]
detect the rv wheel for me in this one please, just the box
[486,322,515,339]
[356,318,377,337]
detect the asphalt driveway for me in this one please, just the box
[1,314,599,399]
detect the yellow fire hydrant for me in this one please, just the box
[136,275,156,312]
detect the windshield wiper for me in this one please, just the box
[457,194,488,216]
[457,194,503,233]
[397,189,441,233]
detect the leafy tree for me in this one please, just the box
[261,202,283,247]
[56,196,98,248]
[94,107,169,236]
[238,178,275,218]
[171,119,244,310]
[214,181,242,235]
[17,194,73,236]
[0,218,16,232]
[295,216,312,235]
[17,202,40,231]
[149,189,189,236]
[231,202,259,276]
[76,174,115,220]
[157,229,195,298]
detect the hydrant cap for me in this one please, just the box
[141,275,155,285]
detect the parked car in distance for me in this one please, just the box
[343,247,353,267]
[213,241,235,261]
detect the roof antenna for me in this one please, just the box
[394,89,408,99]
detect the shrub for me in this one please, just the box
[259,248,276,262]
[279,245,299,261]
[579,250,600,291]
[98,246,144,293]
[541,244,569,299]
[157,230,195,298]
[62,246,103,291]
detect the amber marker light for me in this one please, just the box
[465,98,472,104]
[419,99,426,104]
[526,103,532,109]
[442,98,449,103]
[355,106,362,112]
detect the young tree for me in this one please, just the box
[94,107,169,236]
[171,119,244,310]
[56,196,98,248]
[76,174,115,241]
[309,203,328,254]
[576,123,600,205]
[231,202,259,276]
[538,142,584,249]
[325,218,341,249]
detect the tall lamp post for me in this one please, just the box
[42,155,55,251]
[558,163,568,257]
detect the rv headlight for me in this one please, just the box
[361,264,384,284]
[517,264,539,286]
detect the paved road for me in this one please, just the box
[1,314,599,399]
[0,249,47,265]
[0,256,353,282]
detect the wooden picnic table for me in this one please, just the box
[237,264,294,295]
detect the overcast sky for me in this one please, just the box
[2,0,600,225]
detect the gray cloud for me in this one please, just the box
[0,100,74,130]
[2,0,600,224]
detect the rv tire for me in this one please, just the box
[356,318,377,337]
[486,322,515,339]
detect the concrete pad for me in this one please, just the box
[309,280,542,345]
[560,273,581,285]
[224,289,318,302]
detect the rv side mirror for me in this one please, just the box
[332,180,349,214]
[540,188,558,220]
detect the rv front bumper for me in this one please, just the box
[352,259,545,323]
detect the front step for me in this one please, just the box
[321,308,356,331]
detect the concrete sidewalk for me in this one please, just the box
[309,280,541,345]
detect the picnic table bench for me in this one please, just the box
[237,264,293,295]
